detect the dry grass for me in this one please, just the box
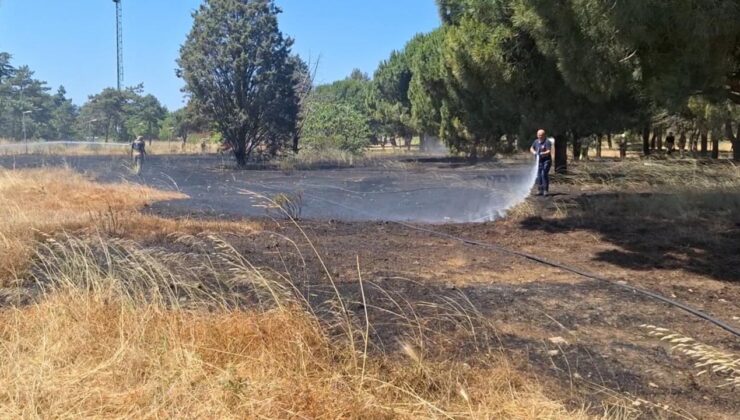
[0,166,602,418]
[0,140,215,156]
[0,168,184,281]
[540,160,740,222]
[565,160,740,191]
[506,200,538,219]
[277,148,417,172]
[642,325,739,389]
[0,233,592,419]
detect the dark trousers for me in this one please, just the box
[536,158,552,192]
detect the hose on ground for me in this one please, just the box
[240,182,740,338]
[395,221,740,338]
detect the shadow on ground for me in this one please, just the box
[520,191,740,282]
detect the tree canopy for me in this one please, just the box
[178,0,301,165]
[0,56,78,141]
[0,52,177,144]
[360,0,740,163]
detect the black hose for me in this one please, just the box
[395,221,740,338]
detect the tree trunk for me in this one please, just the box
[572,136,581,161]
[700,128,708,157]
[711,128,720,159]
[406,136,412,151]
[596,134,602,158]
[724,120,737,162]
[554,134,568,174]
[732,120,739,161]
[234,146,247,166]
[678,131,686,152]
[650,130,657,150]
[690,130,698,153]
[724,120,735,144]
[292,133,299,154]
[656,128,663,151]
[607,133,613,149]
[642,125,651,156]
[389,137,397,148]
[232,135,248,167]
[469,138,480,161]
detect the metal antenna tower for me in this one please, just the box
[113,0,123,90]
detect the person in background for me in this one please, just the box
[530,129,553,196]
[666,131,676,155]
[131,135,146,173]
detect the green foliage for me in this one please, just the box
[312,72,370,115]
[406,30,446,137]
[0,57,81,141]
[301,99,370,155]
[50,86,78,140]
[78,86,136,142]
[510,0,740,108]
[0,52,175,143]
[367,51,415,142]
[0,53,13,81]
[178,0,300,165]
[75,84,172,142]
[360,0,739,160]
[126,94,167,139]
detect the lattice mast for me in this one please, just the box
[113,0,123,90]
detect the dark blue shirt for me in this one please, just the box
[531,138,553,159]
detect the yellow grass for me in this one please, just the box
[0,289,587,418]
[0,168,184,280]
[0,167,598,418]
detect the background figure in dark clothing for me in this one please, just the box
[678,132,687,156]
[530,129,553,196]
[666,132,676,155]
[131,136,146,174]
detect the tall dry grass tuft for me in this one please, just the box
[0,168,184,282]
[642,325,739,388]
[0,231,594,418]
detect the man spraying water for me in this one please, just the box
[530,129,553,196]
[131,136,146,174]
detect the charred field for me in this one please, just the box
[0,153,738,419]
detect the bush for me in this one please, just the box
[301,100,370,155]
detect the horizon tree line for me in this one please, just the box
[2,0,739,168]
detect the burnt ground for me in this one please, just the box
[2,153,739,418]
[162,215,738,418]
[0,153,533,222]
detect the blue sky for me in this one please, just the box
[0,0,440,110]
